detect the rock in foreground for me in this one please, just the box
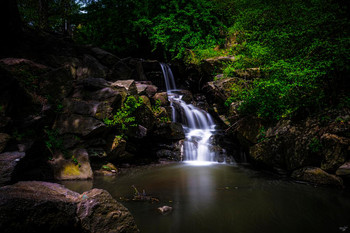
[0,181,139,233]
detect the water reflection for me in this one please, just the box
[62,164,350,233]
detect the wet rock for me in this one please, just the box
[0,152,25,186]
[54,114,106,137]
[320,133,350,172]
[0,181,139,233]
[291,167,343,188]
[95,162,118,176]
[49,148,93,180]
[77,189,139,233]
[157,205,173,214]
[0,133,10,153]
[139,95,152,110]
[152,92,169,106]
[145,85,158,97]
[336,162,350,177]
[107,136,127,161]
[236,117,262,146]
[136,83,148,95]
[134,104,156,130]
[111,80,137,95]
[156,149,176,160]
[152,122,185,140]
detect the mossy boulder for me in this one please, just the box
[49,149,93,180]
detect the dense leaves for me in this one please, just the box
[73,0,225,58]
[222,0,350,121]
[17,0,349,121]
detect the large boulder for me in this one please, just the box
[291,167,343,188]
[0,181,80,233]
[77,189,139,233]
[152,92,169,106]
[49,149,93,180]
[0,181,139,233]
[0,152,25,186]
[320,133,350,172]
[54,114,106,137]
[111,80,137,95]
[152,122,185,140]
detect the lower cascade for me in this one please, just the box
[160,63,221,162]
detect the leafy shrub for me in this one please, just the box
[104,96,143,137]
[224,0,349,121]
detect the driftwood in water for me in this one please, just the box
[131,185,159,203]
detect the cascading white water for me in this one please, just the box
[160,63,217,162]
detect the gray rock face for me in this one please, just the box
[0,181,139,233]
[0,152,25,186]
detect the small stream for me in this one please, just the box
[62,163,350,233]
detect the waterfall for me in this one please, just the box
[160,63,218,162]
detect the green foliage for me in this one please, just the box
[44,127,66,157]
[102,165,112,171]
[257,126,266,143]
[18,0,82,32]
[224,0,349,121]
[75,0,225,58]
[72,155,81,167]
[152,99,162,114]
[104,96,143,137]
[152,99,171,123]
[308,137,322,153]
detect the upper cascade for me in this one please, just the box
[160,63,219,162]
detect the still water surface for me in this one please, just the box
[62,163,350,233]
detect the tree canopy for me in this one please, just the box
[15,0,350,121]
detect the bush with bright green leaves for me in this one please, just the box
[223,0,349,121]
[104,96,143,137]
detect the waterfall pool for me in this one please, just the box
[61,163,350,233]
